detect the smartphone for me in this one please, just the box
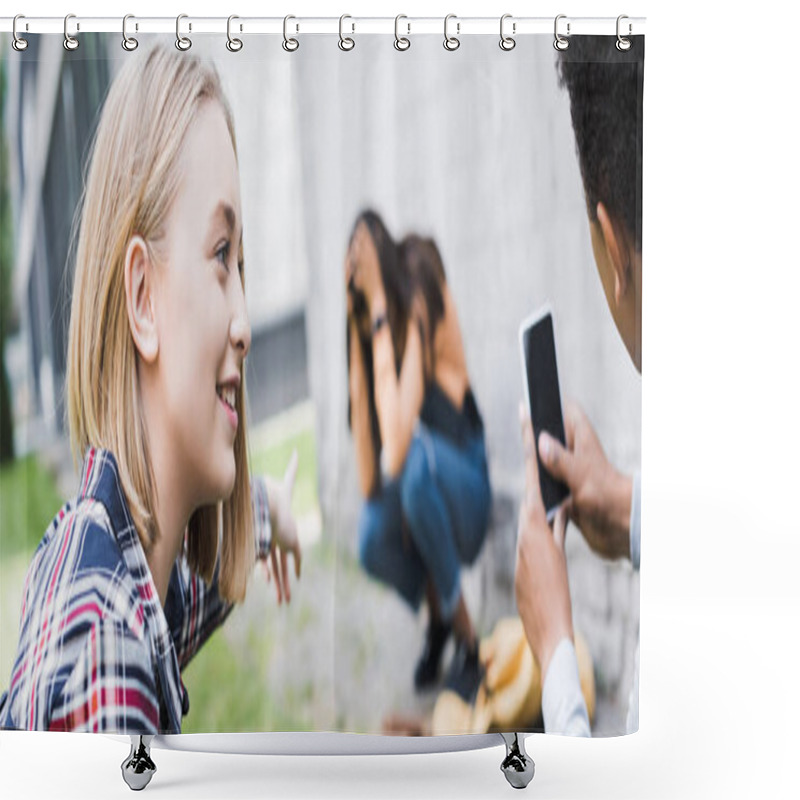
[519,306,570,522]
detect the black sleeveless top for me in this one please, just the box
[419,382,483,449]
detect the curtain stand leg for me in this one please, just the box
[499,732,535,789]
[121,735,157,791]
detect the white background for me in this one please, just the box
[2,1,799,798]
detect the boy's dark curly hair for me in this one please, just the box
[556,35,644,250]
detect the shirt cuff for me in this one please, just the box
[629,471,641,572]
[252,476,272,560]
[541,638,591,737]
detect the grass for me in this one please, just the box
[249,420,318,518]
[0,454,65,560]
[0,455,66,686]
[178,624,316,734]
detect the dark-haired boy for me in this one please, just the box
[515,35,643,736]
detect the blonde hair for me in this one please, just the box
[66,43,254,603]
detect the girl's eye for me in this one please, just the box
[215,241,231,270]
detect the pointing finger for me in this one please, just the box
[284,449,299,497]
[280,549,290,603]
[270,547,282,604]
[293,529,302,579]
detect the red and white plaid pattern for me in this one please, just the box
[0,447,271,733]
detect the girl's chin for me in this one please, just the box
[221,463,237,499]
[210,450,237,501]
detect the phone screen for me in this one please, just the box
[521,312,570,518]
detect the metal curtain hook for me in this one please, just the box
[122,14,138,51]
[283,15,299,52]
[553,14,570,51]
[12,14,28,51]
[499,14,516,51]
[443,14,460,51]
[339,14,355,51]
[63,13,79,51]
[394,14,410,51]
[227,15,243,52]
[616,14,632,51]
[176,14,192,51]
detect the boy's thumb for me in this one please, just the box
[538,431,574,486]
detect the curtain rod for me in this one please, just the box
[0,16,646,37]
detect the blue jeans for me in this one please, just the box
[357,423,491,623]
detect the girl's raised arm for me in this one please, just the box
[348,317,379,497]
[371,314,426,480]
[169,476,271,670]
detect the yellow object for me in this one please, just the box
[431,689,474,735]
[432,617,596,735]
[489,635,542,729]
[471,684,494,734]
[481,617,527,692]
[574,631,596,724]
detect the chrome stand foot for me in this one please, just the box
[121,735,157,791]
[500,732,535,789]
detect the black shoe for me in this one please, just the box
[414,618,452,692]
[444,637,484,705]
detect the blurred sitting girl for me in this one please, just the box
[346,211,491,703]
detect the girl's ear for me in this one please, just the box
[124,234,159,364]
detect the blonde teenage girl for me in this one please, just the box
[0,44,300,734]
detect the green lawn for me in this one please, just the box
[0,454,66,685]
[0,454,65,560]
[249,423,318,518]
[179,623,305,733]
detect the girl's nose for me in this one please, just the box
[230,289,251,360]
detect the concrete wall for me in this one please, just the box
[216,46,310,331]
[292,34,641,728]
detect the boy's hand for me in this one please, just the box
[538,401,632,563]
[515,402,574,681]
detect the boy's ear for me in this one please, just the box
[596,202,629,307]
[124,235,159,364]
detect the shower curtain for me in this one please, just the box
[0,24,643,740]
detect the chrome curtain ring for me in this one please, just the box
[499,14,516,51]
[63,13,79,51]
[394,15,410,51]
[227,15,243,52]
[283,15,299,52]
[122,14,138,51]
[443,14,460,51]
[616,15,632,51]
[176,14,192,51]
[553,14,570,51]
[12,15,28,51]
[338,14,355,51]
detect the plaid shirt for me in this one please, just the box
[0,446,271,733]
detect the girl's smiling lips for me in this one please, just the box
[216,374,240,432]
